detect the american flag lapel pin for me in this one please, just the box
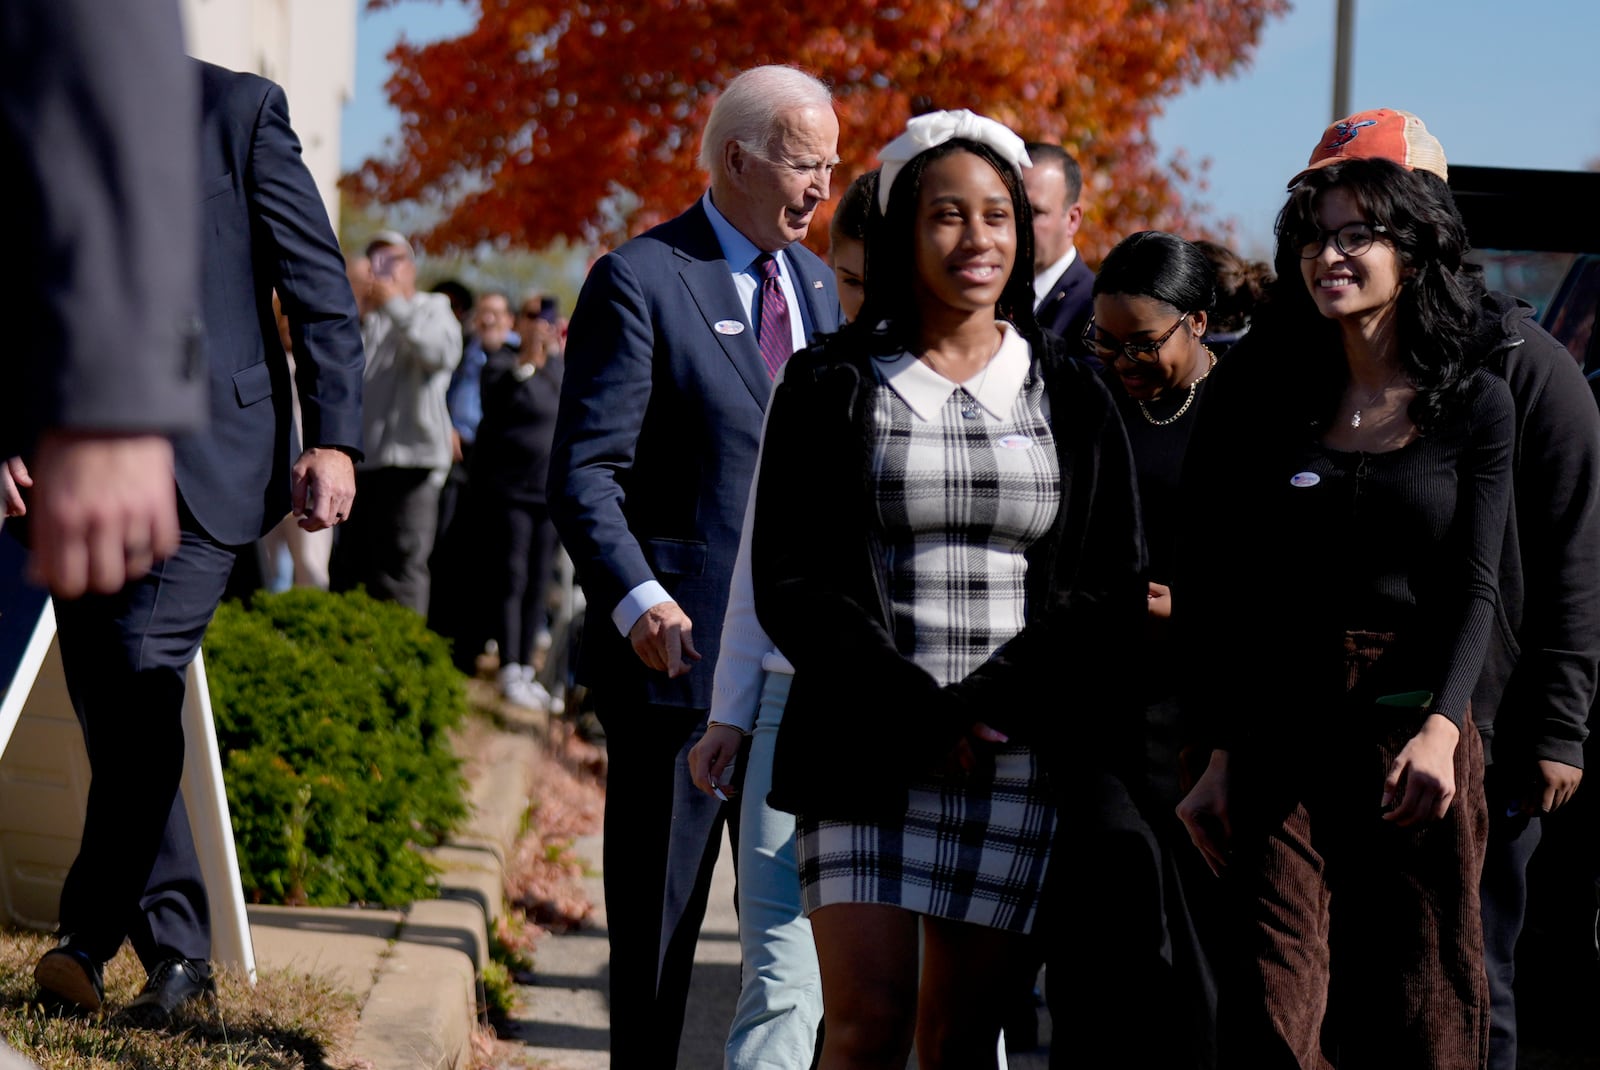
[813,280,824,288]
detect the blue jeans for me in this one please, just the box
[725,671,822,1070]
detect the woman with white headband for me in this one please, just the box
[747,110,1144,1068]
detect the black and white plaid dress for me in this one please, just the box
[795,325,1060,933]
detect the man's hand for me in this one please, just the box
[291,447,356,531]
[1512,759,1584,816]
[450,428,464,465]
[2,456,32,517]
[688,723,745,799]
[27,432,180,598]
[628,601,701,677]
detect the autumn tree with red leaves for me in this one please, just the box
[349,0,1288,262]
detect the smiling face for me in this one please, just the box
[1299,186,1406,328]
[719,105,840,253]
[1090,293,1208,402]
[911,151,1017,321]
[830,237,865,322]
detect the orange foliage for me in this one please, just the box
[349,0,1288,262]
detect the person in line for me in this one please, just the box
[330,230,461,615]
[1045,230,1224,1068]
[1192,239,1272,357]
[25,58,365,1023]
[475,297,563,713]
[686,166,878,1070]
[1022,142,1093,347]
[751,110,1144,1069]
[1177,156,1516,1068]
[549,65,841,1067]
[1293,107,1600,1070]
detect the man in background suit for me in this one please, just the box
[26,59,364,1024]
[0,0,204,595]
[1023,142,1095,349]
[550,65,841,1067]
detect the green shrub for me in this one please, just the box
[203,588,469,907]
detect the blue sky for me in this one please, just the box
[342,0,1600,257]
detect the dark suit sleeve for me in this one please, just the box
[245,82,365,458]
[548,251,662,619]
[2,0,204,456]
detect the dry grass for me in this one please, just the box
[503,720,604,939]
[0,929,361,1070]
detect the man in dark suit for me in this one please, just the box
[27,59,364,1024]
[549,64,841,1067]
[1,0,205,597]
[1023,142,1095,349]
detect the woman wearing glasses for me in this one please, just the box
[1075,230,1223,1067]
[1176,157,1513,1067]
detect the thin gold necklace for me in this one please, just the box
[1137,347,1217,427]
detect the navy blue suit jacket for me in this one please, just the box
[182,61,364,546]
[550,200,841,708]
[1037,254,1096,347]
[2,0,205,460]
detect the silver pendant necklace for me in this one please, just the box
[1350,365,1406,428]
[959,351,997,420]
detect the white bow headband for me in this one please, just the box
[876,109,1032,214]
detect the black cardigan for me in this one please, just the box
[751,329,1148,820]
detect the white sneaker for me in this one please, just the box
[499,665,547,711]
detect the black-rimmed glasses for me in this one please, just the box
[1081,314,1189,366]
[1298,221,1389,260]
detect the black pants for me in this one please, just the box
[331,466,438,615]
[595,695,735,1068]
[484,497,559,668]
[52,508,236,969]
[1479,763,1544,1070]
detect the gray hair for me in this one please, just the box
[697,65,833,180]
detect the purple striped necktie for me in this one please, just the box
[754,253,792,378]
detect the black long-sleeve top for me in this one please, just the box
[1181,351,1515,749]
[471,350,563,504]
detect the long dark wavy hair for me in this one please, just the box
[1265,157,1486,433]
[837,137,1043,356]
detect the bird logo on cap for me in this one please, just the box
[1327,118,1378,149]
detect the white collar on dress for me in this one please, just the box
[874,322,1032,423]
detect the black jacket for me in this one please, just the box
[751,329,1147,820]
[1471,291,1600,768]
[472,351,563,505]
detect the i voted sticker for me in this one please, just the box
[714,320,747,336]
[1289,471,1321,488]
[997,434,1033,450]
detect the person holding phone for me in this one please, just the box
[750,110,1143,1068]
[1176,155,1514,1067]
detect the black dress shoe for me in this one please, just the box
[120,957,215,1027]
[34,936,106,1012]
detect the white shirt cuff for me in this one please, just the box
[613,580,672,636]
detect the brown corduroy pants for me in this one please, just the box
[1219,631,1490,1070]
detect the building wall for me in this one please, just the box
[180,0,357,231]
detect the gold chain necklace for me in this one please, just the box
[1136,347,1217,427]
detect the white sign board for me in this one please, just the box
[0,599,255,981]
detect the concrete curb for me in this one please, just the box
[342,719,539,1069]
